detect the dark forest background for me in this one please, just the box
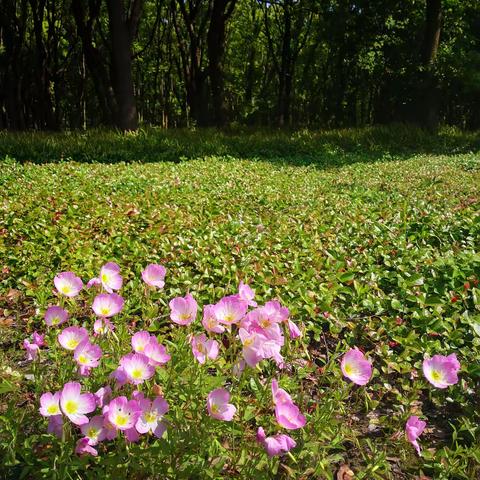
[1,0,480,132]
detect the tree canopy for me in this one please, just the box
[1,0,479,131]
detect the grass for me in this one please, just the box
[0,126,480,479]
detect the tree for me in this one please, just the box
[207,0,238,126]
[419,0,442,129]
[106,0,143,131]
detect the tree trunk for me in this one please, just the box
[71,0,117,126]
[0,0,27,129]
[30,0,57,129]
[277,0,292,127]
[106,0,142,131]
[207,0,237,127]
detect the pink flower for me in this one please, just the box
[119,353,155,385]
[44,306,69,327]
[94,386,112,408]
[406,416,427,455]
[246,305,281,331]
[256,427,296,457]
[93,318,114,335]
[54,272,83,297]
[107,396,142,431]
[422,354,460,389]
[207,388,236,421]
[239,328,265,367]
[135,396,169,438]
[286,319,302,339]
[110,367,128,387]
[47,415,63,438]
[271,380,306,430]
[86,277,101,289]
[275,401,306,430]
[100,407,118,440]
[32,331,46,347]
[142,264,166,289]
[131,331,153,353]
[264,300,289,323]
[238,281,257,307]
[190,334,219,364]
[99,262,123,293]
[144,340,171,366]
[39,392,61,417]
[80,415,107,445]
[74,340,102,376]
[213,295,247,326]
[125,426,140,442]
[202,305,225,333]
[271,379,293,405]
[75,437,98,456]
[23,339,39,361]
[169,293,197,325]
[92,293,124,318]
[341,347,372,386]
[59,381,96,425]
[232,359,246,377]
[58,326,89,351]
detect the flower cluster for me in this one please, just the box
[25,261,461,460]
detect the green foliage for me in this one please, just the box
[0,127,480,478]
[0,125,479,164]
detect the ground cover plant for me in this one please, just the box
[0,127,480,479]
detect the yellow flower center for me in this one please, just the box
[243,337,254,348]
[180,313,191,321]
[197,343,205,353]
[431,369,442,381]
[115,414,128,427]
[145,411,157,423]
[223,313,235,323]
[131,368,143,379]
[47,404,59,415]
[100,307,110,316]
[51,317,59,325]
[344,363,353,375]
[87,428,98,439]
[101,273,108,283]
[260,318,271,328]
[61,285,72,294]
[211,403,219,414]
[78,354,88,364]
[207,318,217,329]
[67,338,79,349]
[64,400,78,414]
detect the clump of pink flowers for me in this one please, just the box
[23,331,45,360]
[28,261,461,464]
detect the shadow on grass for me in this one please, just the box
[0,124,479,169]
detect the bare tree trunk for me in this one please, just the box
[30,0,57,129]
[277,0,292,126]
[0,0,28,129]
[71,0,117,126]
[172,0,210,126]
[106,0,142,131]
[207,0,237,127]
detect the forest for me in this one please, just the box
[1,0,480,132]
